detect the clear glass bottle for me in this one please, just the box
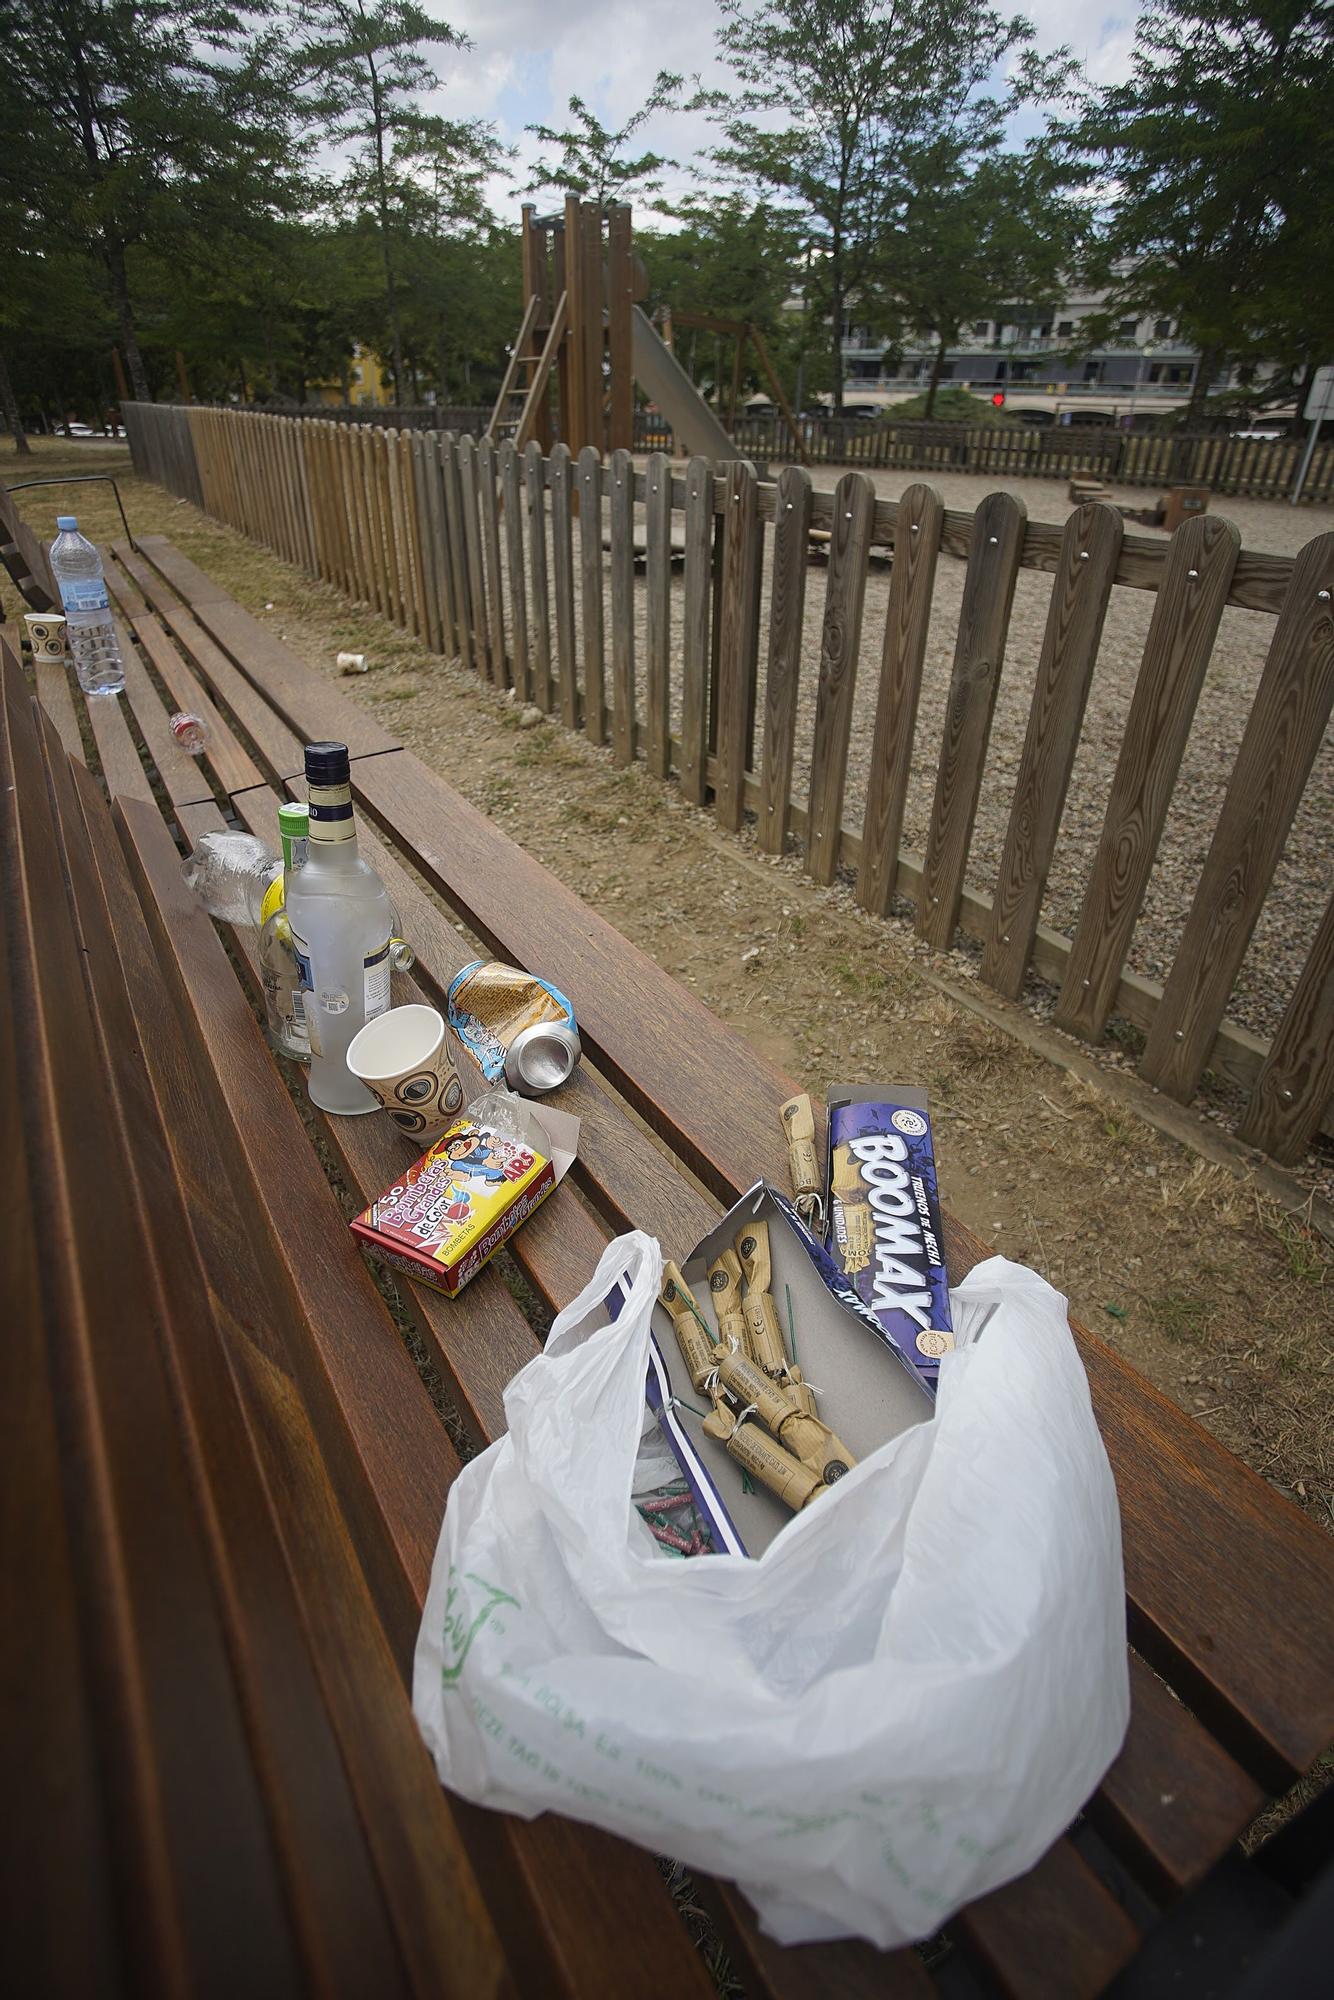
[284,743,393,1115]
[48,516,126,696]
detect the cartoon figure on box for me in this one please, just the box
[436,1130,536,1223]
[443,1132,510,1187]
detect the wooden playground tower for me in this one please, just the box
[485,195,808,464]
[486,196,638,455]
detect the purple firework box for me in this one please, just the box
[825,1086,952,1393]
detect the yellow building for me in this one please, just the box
[309,343,394,408]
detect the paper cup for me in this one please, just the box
[346,1004,464,1139]
[24,612,66,661]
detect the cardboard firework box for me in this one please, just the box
[350,1102,578,1297]
[825,1086,953,1392]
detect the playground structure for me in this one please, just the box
[486,197,807,465]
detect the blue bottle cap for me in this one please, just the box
[57,515,78,530]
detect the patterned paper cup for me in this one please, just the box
[24,612,67,661]
[346,1004,465,1140]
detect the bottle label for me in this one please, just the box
[307,778,356,843]
[365,940,391,1019]
[291,941,323,1057]
[59,579,110,613]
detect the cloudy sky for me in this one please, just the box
[426,0,1145,223]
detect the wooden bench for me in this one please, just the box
[6,531,1334,1997]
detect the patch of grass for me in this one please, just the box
[1148,1291,1211,1344]
[1272,1212,1330,1286]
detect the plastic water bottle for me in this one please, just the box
[180,829,280,926]
[48,516,126,696]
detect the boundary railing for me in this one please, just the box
[121,399,1334,1162]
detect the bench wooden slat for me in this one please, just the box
[47,729,435,2000]
[104,552,264,796]
[3,662,304,1993]
[957,1840,1140,1999]
[0,692,121,1987]
[115,793,461,1656]
[131,537,397,759]
[34,652,85,760]
[0,479,57,608]
[111,541,306,781]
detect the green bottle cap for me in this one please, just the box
[278,800,309,870]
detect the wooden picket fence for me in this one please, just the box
[121,399,1334,1163]
[720,414,1334,500]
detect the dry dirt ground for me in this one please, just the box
[7,437,1331,1532]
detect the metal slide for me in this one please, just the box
[631,307,744,462]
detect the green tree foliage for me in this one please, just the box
[525,74,685,208]
[893,151,1087,415]
[293,0,506,401]
[1060,0,1334,418]
[1,0,303,400]
[706,0,1071,407]
[639,195,808,401]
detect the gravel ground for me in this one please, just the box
[549,467,1334,1044]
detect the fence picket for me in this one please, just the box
[577,446,606,742]
[1055,515,1241,1042]
[548,445,579,731]
[411,432,442,652]
[457,435,490,674]
[758,465,813,855]
[715,459,762,832]
[857,482,945,915]
[644,451,672,780]
[477,439,508,687]
[350,423,373,607]
[806,471,877,884]
[377,425,401,618]
[916,492,1027,950]
[440,433,471,664]
[523,443,552,712]
[499,443,530,701]
[1238,891,1334,1163]
[680,458,713,807]
[981,502,1124,998]
[1140,532,1334,1099]
[608,447,636,765]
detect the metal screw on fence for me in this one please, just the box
[1319,589,1331,602]
[1188,568,1199,579]
[1080,550,1090,561]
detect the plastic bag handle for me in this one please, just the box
[543,1230,662,1360]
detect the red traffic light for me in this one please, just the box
[991,390,1006,407]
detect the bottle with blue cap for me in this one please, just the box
[284,742,393,1114]
[48,516,126,695]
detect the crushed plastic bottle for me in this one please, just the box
[170,711,209,754]
[180,830,280,927]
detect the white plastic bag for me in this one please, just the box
[413,1232,1128,1949]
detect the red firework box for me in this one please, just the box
[351,1099,579,1297]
